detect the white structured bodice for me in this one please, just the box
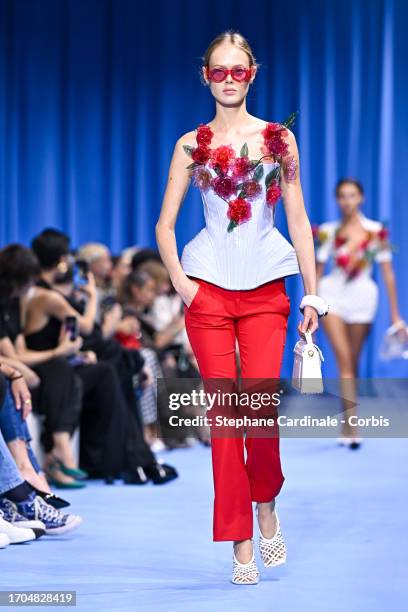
[180,160,300,290]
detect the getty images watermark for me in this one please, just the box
[155,377,408,439]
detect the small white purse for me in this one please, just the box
[292,330,325,394]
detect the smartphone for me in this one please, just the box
[64,316,79,341]
[73,260,89,288]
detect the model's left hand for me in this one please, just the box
[297,305,319,337]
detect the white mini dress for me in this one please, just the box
[315,213,392,323]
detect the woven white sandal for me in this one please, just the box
[256,506,287,567]
[231,541,260,585]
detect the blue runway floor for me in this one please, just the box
[1,437,408,612]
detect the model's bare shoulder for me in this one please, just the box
[178,129,197,148]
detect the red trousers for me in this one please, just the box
[184,276,290,541]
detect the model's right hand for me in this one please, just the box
[179,280,200,308]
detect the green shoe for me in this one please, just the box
[55,460,88,481]
[48,478,86,489]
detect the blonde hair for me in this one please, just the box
[199,29,260,87]
[76,242,110,263]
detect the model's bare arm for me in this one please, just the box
[379,261,403,324]
[281,130,316,296]
[155,134,198,306]
[281,129,318,334]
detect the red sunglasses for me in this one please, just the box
[205,65,252,83]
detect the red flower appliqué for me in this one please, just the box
[266,182,282,207]
[242,180,262,200]
[192,147,211,165]
[196,124,213,147]
[227,198,252,225]
[231,156,253,179]
[183,112,298,232]
[209,145,236,174]
[211,175,237,199]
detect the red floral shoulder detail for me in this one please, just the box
[182,112,298,233]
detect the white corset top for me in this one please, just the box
[180,121,301,290]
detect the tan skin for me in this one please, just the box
[155,41,320,564]
[1,258,97,484]
[317,182,404,439]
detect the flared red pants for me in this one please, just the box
[184,276,290,541]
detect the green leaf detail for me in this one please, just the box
[265,165,281,188]
[186,162,199,170]
[281,110,299,130]
[240,143,248,157]
[253,164,264,181]
[227,220,237,233]
[214,165,223,177]
[183,145,194,156]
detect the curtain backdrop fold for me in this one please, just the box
[0,0,406,376]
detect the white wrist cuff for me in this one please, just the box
[299,295,329,317]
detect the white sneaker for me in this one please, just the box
[0,498,45,537]
[0,533,10,548]
[0,512,36,544]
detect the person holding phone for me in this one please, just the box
[0,244,85,489]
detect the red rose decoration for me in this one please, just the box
[335,253,350,268]
[231,156,252,179]
[265,135,289,157]
[210,145,236,174]
[262,123,285,140]
[360,238,370,250]
[242,180,262,200]
[262,123,289,158]
[192,146,211,164]
[378,227,389,241]
[266,181,281,206]
[334,234,347,248]
[211,175,237,199]
[196,124,213,147]
[227,198,252,224]
[192,167,212,191]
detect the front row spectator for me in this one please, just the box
[0,368,82,544]
[0,245,85,488]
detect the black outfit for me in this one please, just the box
[0,296,81,452]
[25,280,156,479]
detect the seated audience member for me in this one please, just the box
[136,259,199,372]
[0,244,85,489]
[28,229,177,484]
[119,270,210,448]
[130,248,162,272]
[110,252,132,292]
[0,369,82,536]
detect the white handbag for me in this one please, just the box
[292,330,325,394]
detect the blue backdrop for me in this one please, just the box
[0,0,406,377]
